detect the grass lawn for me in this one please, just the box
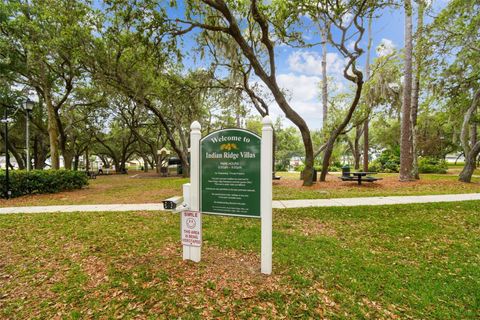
[1,170,479,207]
[1,201,479,318]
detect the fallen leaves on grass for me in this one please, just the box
[277,218,337,238]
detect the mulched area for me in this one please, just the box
[274,173,477,191]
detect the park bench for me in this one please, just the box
[339,166,382,185]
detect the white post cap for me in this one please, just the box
[191,121,201,131]
[262,116,273,127]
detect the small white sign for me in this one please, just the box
[181,211,202,247]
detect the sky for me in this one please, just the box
[174,0,451,130]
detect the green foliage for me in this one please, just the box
[295,164,304,172]
[327,161,342,172]
[418,157,448,174]
[0,170,88,198]
[369,148,400,173]
[274,120,304,171]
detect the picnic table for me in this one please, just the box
[339,166,382,185]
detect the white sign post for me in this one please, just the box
[182,121,202,262]
[261,116,273,274]
[182,117,273,274]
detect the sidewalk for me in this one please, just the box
[1,193,480,214]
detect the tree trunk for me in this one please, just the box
[141,99,190,178]
[459,142,480,182]
[411,0,425,180]
[85,148,90,172]
[10,145,25,170]
[177,123,190,178]
[33,136,47,169]
[0,130,25,169]
[113,160,120,173]
[143,156,149,172]
[272,128,277,176]
[243,62,315,185]
[201,0,315,185]
[471,120,477,147]
[320,80,364,181]
[354,125,363,170]
[400,0,415,181]
[321,17,329,128]
[363,120,369,171]
[73,154,80,171]
[346,136,359,169]
[459,88,480,182]
[63,151,74,170]
[363,13,373,172]
[120,157,127,173]
[45,95,60,169]
[39,66,61,170]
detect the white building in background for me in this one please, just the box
[0,156,18,169]
[445,153,465,163]
[44,156,65,169]
[289,156,303,171]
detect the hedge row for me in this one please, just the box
[0,170,88,198]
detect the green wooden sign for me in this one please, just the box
[200,129,261,218]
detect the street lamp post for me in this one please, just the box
[24,99,34,171]
[2,107,13,199]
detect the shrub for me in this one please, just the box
[295,164,305,172]
[327,161,342,172]
[368,161,382,173]
[369,148,401,173]
[418,157,448,174]
[327,165,341,172]
[275,161,290,172]
[0,170,88,198]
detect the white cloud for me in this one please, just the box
[376,38,396,57]
[277,73,321,102]
[273,73,323,129]
[266,50,353,128]
[248,73,324,129]
[287,51,344,76]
